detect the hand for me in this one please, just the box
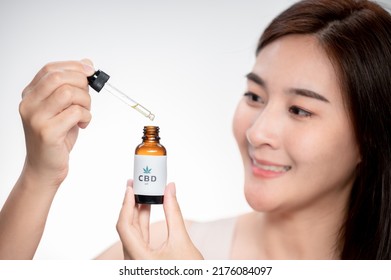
[19,60,95,189]
[116,181,204,260]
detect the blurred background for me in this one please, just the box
[1,0,390,259]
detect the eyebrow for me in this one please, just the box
[246,72,266,87]
[245,72,330,103]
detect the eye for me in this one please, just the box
[289,106,313,118]
[244,92,264,105]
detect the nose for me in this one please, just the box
[246,105,282,149]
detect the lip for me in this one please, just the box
[249,157,291,179]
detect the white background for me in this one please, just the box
[1,0,390,260]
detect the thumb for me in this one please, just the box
[80,58,95,76]
[163,183,188,241]
[80,58,94,67]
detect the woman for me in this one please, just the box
[113,0,391,260]
[1,0,390,260]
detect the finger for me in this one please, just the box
[78,121,90,129]
[80,58,94,69]
[26,70,91,102]
[41,84,91,118]
[163,183,189,241]
[117,185,136,239]
[130,179,151,244]
[26,60,95,90]
[127,179,134,187]
[116,182,149,259]
[120,185,136,224]
[48,105,92,139]
[136,204,151,244]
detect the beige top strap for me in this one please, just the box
[187,217,237,260]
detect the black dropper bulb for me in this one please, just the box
[87,70,110,92]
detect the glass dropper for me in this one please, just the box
[88,70,155,121]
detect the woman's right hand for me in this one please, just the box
[116,182,204,260]
[19,60,95,190]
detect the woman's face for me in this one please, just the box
[233,35,361,213]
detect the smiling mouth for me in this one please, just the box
[252,159,292,173]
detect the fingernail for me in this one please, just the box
[169,183,176,196]
[82,63,95,75]
[127,179,133,187]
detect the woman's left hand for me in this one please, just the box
[116,181,204,260]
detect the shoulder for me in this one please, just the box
[186,216,240,260]
[94,215,252,260]
[187,216,238,236]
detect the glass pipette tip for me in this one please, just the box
[103,82,155,121]
[88,70,155,121]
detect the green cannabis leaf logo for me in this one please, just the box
[143,166,152,174]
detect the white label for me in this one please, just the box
[133,155,167,196]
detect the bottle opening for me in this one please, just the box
[142,126,160,141]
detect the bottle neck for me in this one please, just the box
[142,126,160,142]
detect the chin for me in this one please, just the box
[244,181,282,213]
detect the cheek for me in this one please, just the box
[288,128,324,162]
[289,128,337,166]
[289,121,360,186]
[232,101,251,149]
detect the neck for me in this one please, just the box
[242,188,351,259]
[259,207,343,259]
[259,179,354,260]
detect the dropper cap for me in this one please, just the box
[87,69,155,121]
[88,70,110,92]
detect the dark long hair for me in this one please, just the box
[257,0,391,259]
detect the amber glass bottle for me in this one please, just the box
[133,126,167,204]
